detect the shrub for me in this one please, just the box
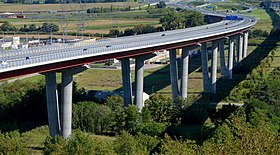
[0,131,28,155]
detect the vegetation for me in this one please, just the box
[159,9,205,30]
[0,1,280,154]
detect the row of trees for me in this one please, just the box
[0,21,59,33]
[87,5,132,13]
[107,8,205,37]
[108,24,163,37]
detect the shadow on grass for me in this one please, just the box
[142,54,203,94]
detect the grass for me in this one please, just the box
[241,8,273,32]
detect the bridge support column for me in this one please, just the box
[60,65,89,139]
[219,39,228,77]
[211,41,218,93]
[180,47,189,101]
[121,58,132,107]
[228,37,234,79]
[243,31,248,58]
[169,49,179,101]
[135,56,145,110]
[44,72,60,138]
[233,40,237,66]
[237,34,243,62]
[201,42,211,92]
[134,54,156,110]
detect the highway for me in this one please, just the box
[0,11,256,78]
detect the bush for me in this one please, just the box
[138,122,168,136]
[145,94,174,123]
[0,131,28,155]
[44,131,98,155]
[72,102,114,134]
[113,131,148,155]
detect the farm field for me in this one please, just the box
[0,2,162,35]
[0,2,142,12]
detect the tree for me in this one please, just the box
[109,29,122,37]
[124,105,141,134]
[0,21,17,31]
[182,10,205,28]
[113,131,148,155]
[40,23,59,33]
[160,10,184,30]
[28,24,37,31]
[92,105,114,133]
[123,28,136,36]
[156,1,166,8]
[145,94,173,123]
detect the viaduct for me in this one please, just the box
[0,13,256,138]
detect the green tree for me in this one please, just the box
[0,21,17,31]
[72,101,97,133]
[145,94,173,123]
[113,131,148,155]
[109,29,122,37]
[124,105,141,134]
[156,1,166,9]
[40,23,59,33]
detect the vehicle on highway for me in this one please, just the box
[26,57,30,60]
[161,34,166,36]
[106,45,111,48]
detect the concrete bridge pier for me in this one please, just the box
[243,31,248,58]
[44,72,61,138]
[59,65,88,139]
[180,47,189,101]
[135,56,144,110]
[134,54,156,110]
[180,45,201,101]
[228,36,235,79]
[121,58,132,107]
[219,39,228,77]
[237,34,244,62]
[201,42,211,93]
[211,41,218,93]
[169,49,179,101]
